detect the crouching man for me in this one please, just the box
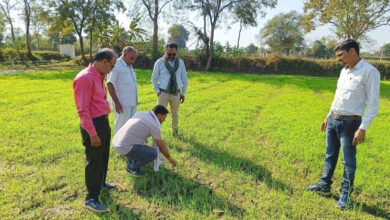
[112,105,177,176]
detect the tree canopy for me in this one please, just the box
[168,24,189,49]
[261,11,304,55]
[303,0,390,40]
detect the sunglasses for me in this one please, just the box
[167,53,176,57]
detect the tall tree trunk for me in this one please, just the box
[206,22,216,72]
[77,31,86,61]
[203,13,209,60]
[152,0,159,61]
[24,0,32,59]
[89,29,93,59]
[0,2,16,44]
[237,21,242,49]
[10,22,15,44]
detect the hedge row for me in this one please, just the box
[0,48,67,63]
[70,53,390,79]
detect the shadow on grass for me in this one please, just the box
[100,190,138,219]
[132,168,245,218]
[318,192,389,218]
[182,137,292,194]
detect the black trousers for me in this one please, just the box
[80,115,111,201]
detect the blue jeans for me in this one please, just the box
[320,115,361,195]
[125,144,157,171]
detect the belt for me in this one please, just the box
[159,88,167,93]
[159,88,181,94]
[93,115,108,120]
[332,112,361,121]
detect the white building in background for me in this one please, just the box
[59,44,75,58]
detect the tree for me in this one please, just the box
[0,0,18,44]
[54,0,123,61]
[382,43,390,57]
[23,0,33,58]
[139,0,173,60]
[96,17,146,53]
[0,16,5,47]
[187,0,277,71]
[303,0,390,40]
[245,43,258,54]
[307,40,327,58]
[261,11,304,56]
[234,2,259,48]
[168,24,190,49]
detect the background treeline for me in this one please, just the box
[1,0,390,75]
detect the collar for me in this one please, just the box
[119,57,133,68]
[150,111,161,129]
[88,64,104,80]
[354,59,364,70]
[345,58,364,71]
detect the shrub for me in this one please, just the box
[33,51,67,61]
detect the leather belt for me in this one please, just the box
[332,112,361,121]
[159,88,181,94]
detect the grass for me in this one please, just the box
[0,69,389,219]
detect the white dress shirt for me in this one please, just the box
[151,57,188,95]
[330,59,380,130]
[113,112,161,155]
[107,57,138,106]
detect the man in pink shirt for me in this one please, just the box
[73,48,117,213]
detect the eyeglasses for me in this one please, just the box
[167,53,176,57]
[107,60,115,69]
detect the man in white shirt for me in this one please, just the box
[112,105,177,176]
[305,39,380,209]
[151,43,188,136]
[107,46,138,133]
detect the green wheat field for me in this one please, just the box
[0,69,389,219]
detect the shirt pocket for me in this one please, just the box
[341,76,363,91]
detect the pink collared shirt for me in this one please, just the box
[73,64,110,136]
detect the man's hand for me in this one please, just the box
[90,135,101,147]
[168,157,177,167]
[352,128,366,145]
[115,101,123,114]
[320,117,328,132]
[180,95,185,103]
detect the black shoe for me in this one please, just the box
[126,165,143,177]
[102,182,116,190]
[305,182,331,194]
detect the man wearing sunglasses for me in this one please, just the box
[151,43,188,136]
[73,48,118,213]
[107,46,139,134]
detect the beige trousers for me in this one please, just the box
[158,91,180,131]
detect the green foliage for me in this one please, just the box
[306,38,337,58]
[168,24,190,49]
[0,48,40,63]
[261,11,305,56]
[245,43,259,54]
[53,0,124,59]
[303,0,390,40]
[382,43,390,57]
[0,69,389,218]
[0,48,68,64]
[33,51,67,60]
[187,0,277,70]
